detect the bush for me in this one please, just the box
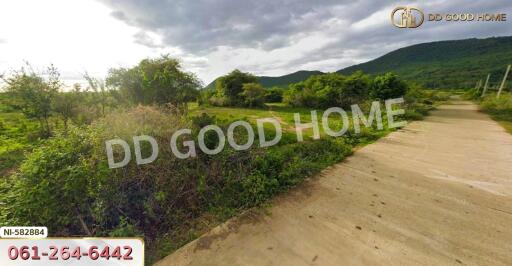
[208,95,230,106]
[463,87,482,100]
[264,87,284,103]
[478,93,512,134]
[108,217,142,237]
[0,106,189,237]
[283,72,370,108]
[0,128,110,235]
[241,83,265,107]
[481,94,512,112]
[214,69,259,106]
[197,89,215,106]
[480,94,512,125]
[213,137,352,208]
[370,73,408,100]
[403,110,425,120]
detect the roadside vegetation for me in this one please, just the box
[464,88,512,134]
[0,56,447,264]
[480,94,512,134]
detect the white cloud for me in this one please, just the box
[0,0,194,87]
[352,8,391,31]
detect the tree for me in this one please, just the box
[3,64,60,137]
[338,71,370,107]
[107,55,201,109]
[106,67,143,104]
[53,88,80,132]
[241,83,265,107]
[370,73,408,100]
[307,73,345,107]
[264,87,284,103]
[282,72,372,108]
[84,73,109,117]
[215,69,258,106]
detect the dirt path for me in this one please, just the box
[156,101,512,266]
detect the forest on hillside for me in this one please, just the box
[206,37,512,90]
[339,36,512,89]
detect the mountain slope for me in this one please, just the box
[205,36,512,90]
[205,70,323,89]
[258,70,324,88]
[338,36,512,88]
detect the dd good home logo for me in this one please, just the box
[391,7,425,28]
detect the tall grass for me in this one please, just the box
[480,93,512,134]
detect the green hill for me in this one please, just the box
[258,70,324,88]
[205,70,323,89]
[338,36,512,89]
[206,36,512,90]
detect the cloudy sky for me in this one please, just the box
[0,0,511,87]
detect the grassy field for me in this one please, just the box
[189,102,395,142]
[0,101,40,176]
[190,102,316,128]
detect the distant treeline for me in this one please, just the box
[199,69,408,109]
[1,55,430,139]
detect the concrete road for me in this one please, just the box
[156,101,512,266]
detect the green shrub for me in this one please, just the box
[108,217,142,237]
[480,94,512,122]
[208,95,230,106]
[463,87,482,100]
[241,83,265,107]
[213,69,259,106]
[403,110,424,120]
[214,138,352,209]
[0,128,110,235]
[481,94,512,112]
[370,72,408,100]
[283,72,370,108]
[264,87,284,103]
[197,89,215,106]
